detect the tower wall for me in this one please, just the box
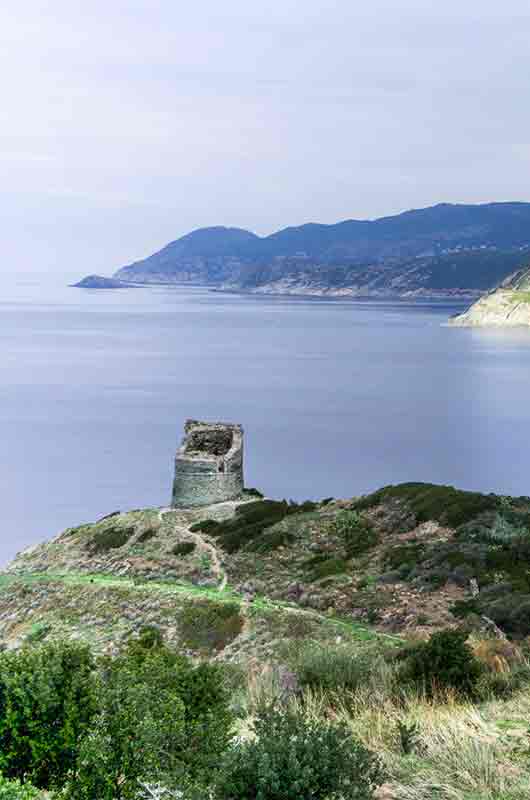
[171,420,244,507]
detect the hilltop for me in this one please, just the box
[4,481,530,659]
[449,265,530,326]
[72,202,530,298]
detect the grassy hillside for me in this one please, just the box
[7,481,530,650]
[5,483,530,799]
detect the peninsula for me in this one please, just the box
[73,202,530,299]
[449,265,530,326]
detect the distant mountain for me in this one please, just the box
[102,202,530,297]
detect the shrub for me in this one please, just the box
[189,519,219,534]
[243,487,264,498]
[355,483,498,527]
[72,647,233,798]
[178,600,243,653]
[310,557,348,580]
[398,629,482,698]
[215,705,383,800]
[475,661,530,699]
[71,656,187,800]
[331,510,379,557]
[207,500,315,553]
[483,594,530,635]
[137,528,157,543]
[294,643,379,692]
[0,776,39,799]
[127,625,165,655]
[0,641,97,788]
[25,621,52,643]
[384,542,425,571]
[172,541,196,557]
[89,525,135,553]
[245,527,295,553]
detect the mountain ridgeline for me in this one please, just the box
[93,202,530,297]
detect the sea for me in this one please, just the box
[2,271,530,564]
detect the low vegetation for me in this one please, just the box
[0,625,529,800]
[192,499,317,553]
[6,481,530,797]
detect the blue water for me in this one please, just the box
[2,272,530,563]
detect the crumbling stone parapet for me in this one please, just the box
[171,420,244,507]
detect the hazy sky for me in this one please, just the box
[2,0,530,276]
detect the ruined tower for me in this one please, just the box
[171,419,244,507]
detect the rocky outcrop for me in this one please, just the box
[449,266,530,327]
[72,275,136,289]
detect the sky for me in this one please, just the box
[2,0,530,278]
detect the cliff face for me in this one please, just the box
[449,266,530,326]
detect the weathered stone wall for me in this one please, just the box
[172,420,244,507]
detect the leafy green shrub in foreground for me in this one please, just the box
[0,776,39,800]
[71,656,187,800]
[72,644,234,799]
[215,705,383,800]
[399,629,482,698]
[0,641,97,788]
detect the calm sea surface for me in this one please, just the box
[2,272,530,564]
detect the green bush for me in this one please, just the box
[310,557,348,580]
[243,487,264,498]
[398,629,482,697]
[0,641,97,788]
[355,483,498,528]
[25,622,52,643]
[294,643,380,692]
[172,541,196,556]
[70,655,187,800]
[331,510,379,557]
[215,705,383,800]
[245,527,295,553]
[137,528,157,543]
[207,500,315,553]
[189,519,219,533]
[0,776,39,799]
[178,600,243,653]
[475,661,530,700]
[384,542,425,571]
[72,646,233,799]
[89,525,135,553]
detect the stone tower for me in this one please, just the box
[171,419,244,507]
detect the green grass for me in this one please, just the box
[510,291,530,303]
[0,570,403,659]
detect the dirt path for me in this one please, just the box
[158,509,227,591]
